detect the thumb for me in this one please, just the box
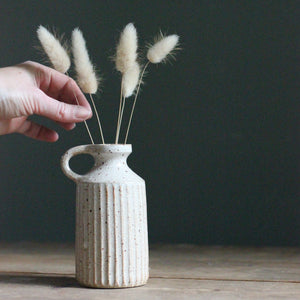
[34,90,92,123]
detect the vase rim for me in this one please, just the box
[82,144,132,153]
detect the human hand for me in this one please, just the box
[0,61,92,142]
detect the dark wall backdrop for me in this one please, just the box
[0,1,298,245]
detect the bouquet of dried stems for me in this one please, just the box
[36,23,179,145]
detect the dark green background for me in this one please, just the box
[0,1,298,245]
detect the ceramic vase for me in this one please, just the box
[61,144,149,288]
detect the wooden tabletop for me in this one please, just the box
[0,243,299,299]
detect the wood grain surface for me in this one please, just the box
[0,243,299,299]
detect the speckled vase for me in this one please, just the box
[61,144,149,288]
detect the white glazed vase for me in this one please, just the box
[61,144,149,288]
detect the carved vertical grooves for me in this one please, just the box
[93,183,99,285]
[114,183,122,286]
[101,182,107,286]
[127,185,133,284]
[75,186,80,279]
[88,183,93,284]
[137,184,143,282]
[99,183,106,286]
[143,185,149,281]
[121,184,129,286]
[133,184,138,283]
[106,183,111,285]
[76,182,148,288]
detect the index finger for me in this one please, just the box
[26,61,91,110]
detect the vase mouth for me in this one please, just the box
[82,144,132,153]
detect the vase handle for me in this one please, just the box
[61,145,94,182]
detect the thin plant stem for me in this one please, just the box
[124,61,150,144]
[89,93,105,144]
[115,78,124,144]
[66,72,94,144]
[74,93,95,144]
[116,95,126,144]
[83,120,95,144]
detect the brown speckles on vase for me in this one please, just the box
[61,144,149,288]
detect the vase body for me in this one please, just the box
[61,144,149,288]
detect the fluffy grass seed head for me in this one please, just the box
[115,23,138,74]
[37,25,71,73]
[122,62,140,98]
[72,28,99,94]
[147,34,179,64]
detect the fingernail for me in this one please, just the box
[75,107,92,120]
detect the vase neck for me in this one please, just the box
[94,151,130,166]
[90,144,132,168]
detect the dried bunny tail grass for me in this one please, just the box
[124,32,180,144]
[147,34,179,64]
[115,22,139,143]
[115,23,138,73]
[72,28,99,94]
[72,28,104,144]
[115,61,140,142]
[37,25,71,73]
[115,62,140,143]
[122,62,140,98]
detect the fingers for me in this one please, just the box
[57,121,76,131]
[1,114,76,141]
[17,119,59,142]
[34,89,92,123]
[27,61,93,124]
[30,61,91,109]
